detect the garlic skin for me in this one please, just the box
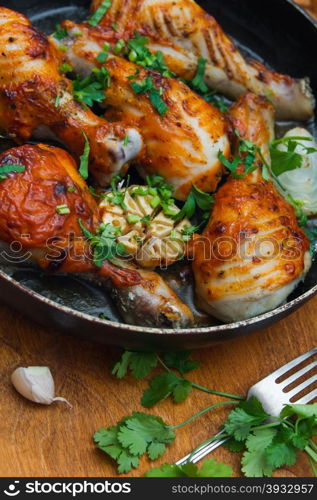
[11,366,72,407]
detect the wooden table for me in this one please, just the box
[1,0,317,479]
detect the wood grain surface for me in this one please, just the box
[0,0,317,479]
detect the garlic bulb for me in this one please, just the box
[99,185,192,268]
[276,128,317,216]
[11,366,72,407]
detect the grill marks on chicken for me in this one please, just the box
[0,143,193,327]
[50,21,230,200]
[192,94,312,322]
[91,0,315,121]
[0,7,142,185]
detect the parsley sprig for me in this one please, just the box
[172,185,214,222]
[112,350,243,408]
[130,76,168,115]
[73,67,110,107]
[218,130,270,180]
[95,349,317,476]
[78,219,126,267]
[269,136,317,177]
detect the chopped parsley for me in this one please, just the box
[79,132,90,180]
[52,24,68,41]
[87,0,112,27]
[269,136,317,177]
[130,76,168,115]
[97,51,109,63]
[218,130,269,180]
[111,23,118,32]
[127,32,174,77]
[78,219,127,267]
[0,164,25,181]
[185,57,229,112]
[113,39,125,54]
[172,185,213,222]
[59,63,73,73]
[56,204,70,215]
[73,67,110,107]
[67,185,76,193]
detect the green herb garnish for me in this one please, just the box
[184,57,229,112]
[130,76,168,115]
[97,51,109,63]
[0,164,25,181]
[73,67,110,107]
[59,63,73,73]
[146,458,232,477]
[78,220,127,267]
[88,0,112,27]
[127,31,174,77]
[218,130,269,180]
[56,204,70,215]
[53,24,68,41]
[270,136,317,177]
[79,132,90,180]
[173,185,213,221]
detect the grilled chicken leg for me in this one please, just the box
[0,8,142,185]
[91,0,314,121]
[50,21,230,200]
[192,94,311,322]
[0,143,193,327]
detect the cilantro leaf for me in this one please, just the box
[242,449,273,478]
[78,220,127,267]
[79,132,90,179]
[112,351,158,379]
[269,136,317,176]
[173,184,213,221]
[88,0,112,27]
[265,440,297,469]
[94,425,139,474]
[246,428,277,453]
[141,372,192,407]
[224,437,246,452]
[130,76,168,115]
[163,351,200,375]
[281,403,317,420]
[224,398,270,441]
[73,67,110,107]
[146,458,232,477]
[270,148,302,176]
[53,24,68,40]
[117,412,175,459]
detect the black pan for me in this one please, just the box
[0,0,316,350]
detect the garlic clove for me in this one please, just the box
[11,366,72,407]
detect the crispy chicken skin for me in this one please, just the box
[0,8,142,185]
[91,0,314,121]
[192,94,311,322]
[0,143,193,327]
[50,21,230,200]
